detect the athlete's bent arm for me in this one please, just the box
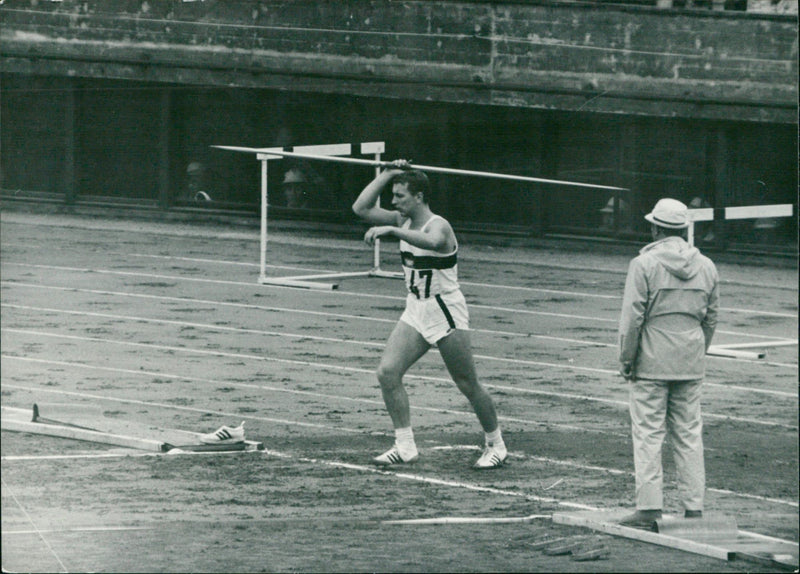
[366,219,452,253]
[352,165,405,226]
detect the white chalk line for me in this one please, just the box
[433,445,799,509]
[4,262,797,320]
[1,475,69,573]
[2,328,796,428]
[3,301,796,393]
[125,253,797,317]
[1,279,399,325]
[2,221,796,292]
[2,526,153,535]
[0,359,624,437]
[3,280,797,362]
[0,375,374,435]
[263,450,599,511]
[0,302,622,375]
[3,331,796,429]
[3,431,796,510]
[382,515,550,525]
[2,303,386,349]
[129,253,624,301]
[2,263,614,323]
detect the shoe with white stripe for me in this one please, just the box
[373,444,418,466]
[473,444,507,470]
[200,421,245,444]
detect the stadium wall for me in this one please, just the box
[0,1,797,253]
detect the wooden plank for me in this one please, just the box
[2,417,167,452]
[555,510,798,569]
[2,406,264,453]
[552,510,734,561]
[654,514,738,538]
[725,533,799,569]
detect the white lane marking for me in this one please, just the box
[4,263,797,319]
[2,306,797,395]
[0,367,624,437]
[3,424,796,510]
[434,445,799,509]
[0,278,796,352]
[264,450,599,511]
[1,476,69,573]
[3,282,797,361]
[4,323,797,415]
[2,526,151,535]
[3,348,797,433]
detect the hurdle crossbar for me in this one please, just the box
[710,340,797,350]
[707,338,797,360]
[706,346,766,360]
[216,141,401,290]
[687,204,795,246]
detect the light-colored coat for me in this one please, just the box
[619,236,719,381]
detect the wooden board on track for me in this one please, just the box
[1,404,264,453]
[553,509,798,570]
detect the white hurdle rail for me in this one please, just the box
[252,141,401,290]
[687,203,795,247]
[688,202,797,360]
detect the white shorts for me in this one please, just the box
[399,290,469,345]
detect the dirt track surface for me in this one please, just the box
[1,210,797,573]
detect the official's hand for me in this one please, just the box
[364,226,394,246]
[619,363,635,381]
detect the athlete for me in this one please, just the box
[352,159,507,469]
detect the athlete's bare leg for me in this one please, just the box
[437,329,498,433]
[377,320,430,428]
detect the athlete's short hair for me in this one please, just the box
[392,170,432,204]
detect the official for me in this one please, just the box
[618,198,719,528]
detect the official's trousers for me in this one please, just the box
[629,378,705,512]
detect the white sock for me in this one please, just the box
[485,428,505,451]
[395,427,417,455]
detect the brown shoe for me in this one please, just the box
[684,510,703,519]
[618,509,662,528]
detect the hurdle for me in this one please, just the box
[215,141,401,290]
[214,143,628,289]
[686,202,797,360]
[687,203,795,247]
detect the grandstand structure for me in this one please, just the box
[1,0,797,253]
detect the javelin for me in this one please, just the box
[212,145,627,192]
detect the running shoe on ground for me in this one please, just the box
[200,421,245,444]
[473,444,507,469]
[373,444,418,466]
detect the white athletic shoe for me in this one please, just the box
[473,444,507,470]
[200,421,245,444]
[373,444,418,466]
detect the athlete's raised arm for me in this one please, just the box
[352,160,409,225]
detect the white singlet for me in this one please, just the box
[398,215,459,299]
